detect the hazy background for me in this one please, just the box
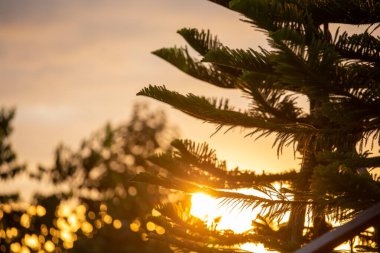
[0,0,299,189]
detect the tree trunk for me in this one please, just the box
[287,98,321,246]
[287,148,316,246]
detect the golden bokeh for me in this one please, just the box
[20,246,30,253]
[81,221,94,234]
[44,240,55,252]
[100,204,107,212]
[20,214,31,228]
[113,219,122,229]
[24,233,40,250]
[57,205,71,218]
[88,211,96,220]
[129,219,140,232]
[103,214,113,224]
[146,221,156,232]
[128,186,138,196]
[141,232,149,241]
[10,242,21,253]
[155,225,165,235]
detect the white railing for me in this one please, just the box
[294,202,380,253]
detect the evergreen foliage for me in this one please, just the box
[137,0,380,252]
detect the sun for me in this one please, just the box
[190,192,257,233]
[190,192,275,253]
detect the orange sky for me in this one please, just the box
[0,0,300,186]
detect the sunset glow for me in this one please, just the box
[1,0,377,252]
[191,192,258,233]
[191,191,365,253]
[191,192,274,253]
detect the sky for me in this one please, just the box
[0,0,300,193]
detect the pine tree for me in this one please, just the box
[136,0,380,252]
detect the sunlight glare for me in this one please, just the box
[190,193,217,220]
[191,192,260,233]
[241,243,275,253]
[191,192,275,253]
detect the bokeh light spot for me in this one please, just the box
[146,221,155,231]
[10,242,21,253]
[127,186,137,196]
[81,221,93,234]
[113,219,122,229]
[141,232,148,241]
[103,214,112,224]
[44,240,55,252]
[20,246,30,253]
[36,205,46,217]
[155,225,165,235]
[129,219,140,232]
[20,214,31,228]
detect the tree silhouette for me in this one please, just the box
[0,108,25,193]
[136,0,380,252]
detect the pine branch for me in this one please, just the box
[168,139,229,185]
[203,46,273,73]
[227,0,308,33]
[246,87,304,123]
[153,47,236,89]
[137,85,315,133]
[317,152,380,170]
[269,35,341,99]
[177,28,222,56]
[131,172,201,193]
[342,62,380,90]
[138,85,370,154]
[168,139,298,187]
[210,0,380,26]
[335,31,380,62]
[148,214,249,247]
[208,0,230,8]
[311,163,380,221]
[145,139,298,192]
[202,45,308,123]
[226,169,298,187]
[305,0,380,25]
[148,151,226,189]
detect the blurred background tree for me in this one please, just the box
[0,108,25,197]
[0,103,178,253]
